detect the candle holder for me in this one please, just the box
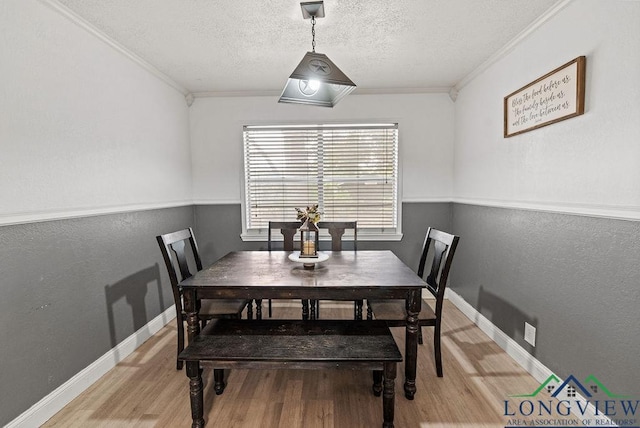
[298,218,319,260]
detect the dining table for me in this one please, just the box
[179,249,426,399]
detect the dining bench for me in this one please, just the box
[178,319,402,428]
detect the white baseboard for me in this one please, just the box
[445,289,615,426]
[5,306,176,428]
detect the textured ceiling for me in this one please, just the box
[56,0,561,94]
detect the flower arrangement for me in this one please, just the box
[295,204,321,224]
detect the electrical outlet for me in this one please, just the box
[524,322,536,346]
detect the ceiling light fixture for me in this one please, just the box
[278,1,356,107]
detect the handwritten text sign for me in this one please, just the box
[504,56,585,138]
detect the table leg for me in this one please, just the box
[186,361,204,428]
[184,289,200,344]
[301,299,309,320]
[404,289,421,400]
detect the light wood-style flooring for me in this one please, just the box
[44,300,575,427]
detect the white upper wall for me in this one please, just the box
[189,93,455,204]
[0,0,192,225]
[453,0,640,219]
[7,0,633,225]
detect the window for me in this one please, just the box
[242,123,399,239]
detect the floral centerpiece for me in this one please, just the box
[295,204,321,224]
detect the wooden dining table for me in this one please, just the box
[179,249,426,399]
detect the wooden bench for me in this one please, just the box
[178,319,403,428]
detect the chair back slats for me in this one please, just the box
[157,227,203,286]
[268,221,301,251]
[416,227,460,303]
[157,228,198,320]
[424,240,446,292]
[170,240,194,282]
[316,221,357,251]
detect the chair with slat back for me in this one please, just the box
[312,221,359,319]
[156,227,252,370]
[267,221,300,252]
[367,227,460,377]
[266,221,301,317]
[317,221,357,251]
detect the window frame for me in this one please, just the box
[240,122,403,242]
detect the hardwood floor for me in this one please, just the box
[43,301,576,427]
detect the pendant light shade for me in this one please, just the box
[278,1,356,107]
[279,51,356,107]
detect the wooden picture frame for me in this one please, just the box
[504,56,586,138]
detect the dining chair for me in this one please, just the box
[313,221,358,319]
[266,221,301,317]
[367,227,459,377]
[156,227,252,370]
[317,221,357,252]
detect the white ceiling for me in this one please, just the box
[55,0,562,95]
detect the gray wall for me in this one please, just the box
[0,206,194,425]
[1,202,451,425]
[193,202,453,270]
[451,203,640,396]
[16,201,636,423]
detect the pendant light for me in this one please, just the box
[278,1,356,107]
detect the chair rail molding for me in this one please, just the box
[0,200,193,227]
[453,197,640,222]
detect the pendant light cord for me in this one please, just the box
[311,15,316,52]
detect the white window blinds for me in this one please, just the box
[243,123,398,233]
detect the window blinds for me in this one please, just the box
[243,123,398,232]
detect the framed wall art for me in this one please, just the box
[504,56,586,138]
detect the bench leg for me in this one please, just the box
[354,300,363,320]
[254,299,263,320]
[383,362,397,428]
[214,369,226,395]
[372,370,383,396]
[186,361,205,428]
[310,299,317,320]
[247,301,253,320]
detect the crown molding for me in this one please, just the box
[352,87,451,95]
[193,90,281,98]
[39,0,189,96]
[191,86,452,99]
[454,0,574,91]
[39,0,573,102]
